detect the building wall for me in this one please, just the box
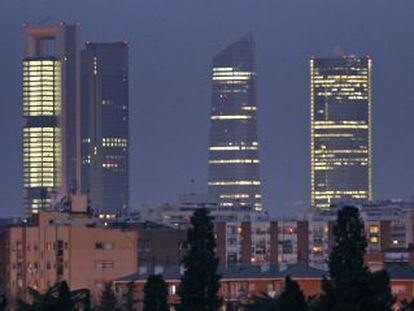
[137,227,186,269]
[297,221,309,265]
[4,212,137,301]
[68,226,137,298]
[241,222,252,265]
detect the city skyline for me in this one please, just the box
[1,1,414,217]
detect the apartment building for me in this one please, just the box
[2,208,137,301]
[216,201,414,270]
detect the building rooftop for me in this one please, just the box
[387,266,414,279]
[115,264,328,283]
[117,263,414,283]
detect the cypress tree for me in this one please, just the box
[329,206,367,284]
[318,206,393,311]
[179,208,222,311]
[143,275,168,311]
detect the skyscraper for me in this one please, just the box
[310,56,372,210]
[23,23,81,214]
[81,42,129,214]
[208,34,262,212]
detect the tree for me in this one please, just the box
[361,270,394,311]
[98,282,119,311]
[18,281,90,311]
[246,293,278,311]
[122,281,138,311]
[329,206,367,284]
[317,206,394,311]
[400,298,414,311]
[179,208,222,311]
[143,275,168,311]
[277,276,308,311]
[55,281,74,311]
[0,293,6,311]
[247,276,308,311]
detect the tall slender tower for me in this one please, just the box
[310,56,372,210]
[23,23,81,214]
[208,34,262,212]
[80,42,129,214]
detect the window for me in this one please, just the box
[369,236,379,243]
[283,227,295,235]
[138,240,151,252]
[369,226,379,234]
[391,285,407,295]
[95,242,114,250]
[95,261,114,270]
[282,241,293,254]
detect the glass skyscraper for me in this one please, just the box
[208,34,262,212]
[23,23,80,214]
[310,56,372,210]
[81,42,129,215]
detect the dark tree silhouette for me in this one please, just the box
[277,276,308,311]
[122,281,138,311]
[18,281,90,311]
[179,208,222,311]
[317,206,394,311]
[247,275,308,311]
[246,292,278,311]
[143,275,168,311]
[97,282,119,311]
[400,298,414,311]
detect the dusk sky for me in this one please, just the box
[1,0,414,216]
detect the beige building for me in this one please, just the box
[3,209,137,301]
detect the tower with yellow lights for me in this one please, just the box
[207,34,262,212]
[310,56,372,210]
[23,23,80,214]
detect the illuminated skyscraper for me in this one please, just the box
[208,34,262,212]
[310,56,372,210]
[81,42,129,214]
[23,23,81,214]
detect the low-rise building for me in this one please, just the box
[2,200,137,302]
[114,264,326,310]
[114,264,414,310]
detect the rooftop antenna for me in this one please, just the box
[190,179,196,195]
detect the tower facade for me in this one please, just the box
[310,56,372,210]
[208,34,262,212]
[81,42,129,214]
[23,23,81,214]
